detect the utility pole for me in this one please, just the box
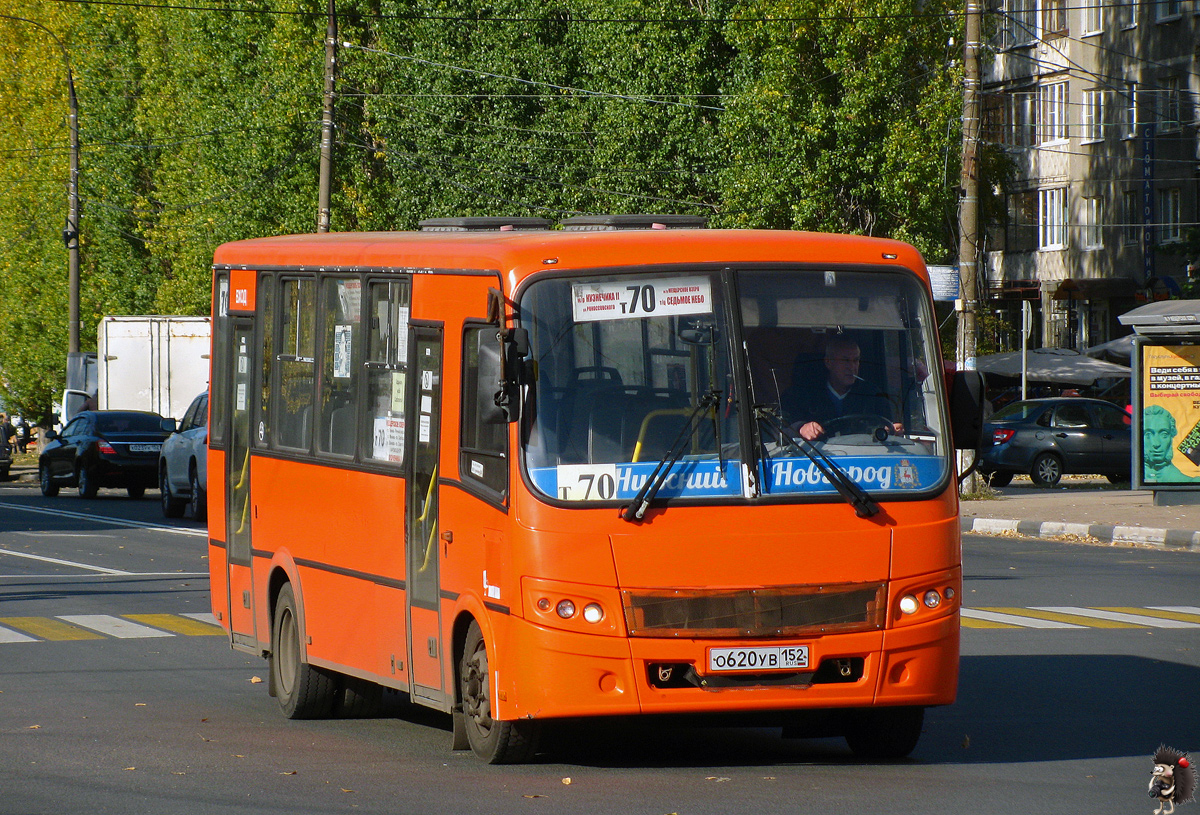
[316,0,337,233]
[957,0,982,487]
[1,15,81,353]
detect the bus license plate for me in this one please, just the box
[708,645,809,673]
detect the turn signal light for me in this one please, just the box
[992,428,1015,445]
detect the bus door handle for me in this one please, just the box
[441,530,453,556]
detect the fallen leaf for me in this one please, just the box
[135,703,147,707]
[340,789,354,794]
[249,676,264,684]
[562,777,572,785]
[280,771,297,775]
[124,767,136,771]
[27,725,40,730]
[522,795,546,799]
[706,777,731,783]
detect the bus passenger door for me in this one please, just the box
[407,325,446,706]
[225,320,257,647]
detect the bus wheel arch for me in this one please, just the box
[454,618,540,764]
[268,575,337,719]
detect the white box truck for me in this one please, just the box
[60,316,211,425]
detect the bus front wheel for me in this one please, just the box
[457,621,540,764]
[270,583,337,719]
[844,706,924,760]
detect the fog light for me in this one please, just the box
[923,590,941,608]
[582,603,603,624]
[536,597,551,612]
[556,599,576,618]
[899,595,919,615]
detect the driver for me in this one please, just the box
[784,335,902,441]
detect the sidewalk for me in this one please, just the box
[960,475,1200,551]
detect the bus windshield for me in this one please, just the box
[521,267,949,505]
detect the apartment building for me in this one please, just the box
[982,0,1198,349]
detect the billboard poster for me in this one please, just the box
[1140,344,1200,485]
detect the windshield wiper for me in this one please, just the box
[620,391,719,523]
[756,408,880,519]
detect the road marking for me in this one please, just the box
[0,548,131,575]
[1103,607,1200,624]
[58,615,175,638]
[123,613,224,636]
[0,616,105,640]
[959,614,1021,629]
[0,501,207,538]
[1003,607,1143,629]
[1150,605,1200,618]
[1032,606,1200,628]
[961,609,1085,628]
[0,626,38,643]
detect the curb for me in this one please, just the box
[961,516,1200,552]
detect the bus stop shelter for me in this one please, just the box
[1118,300,1200,504]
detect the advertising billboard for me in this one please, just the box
[1138,343,1200,486]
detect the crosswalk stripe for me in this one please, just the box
[1101,607,1200,624]
[959,614,1021,629]
[961,609,1085,628]
[0,616,105,640]
[182,612,221,627]
[123,613,224,636]
[0,625,39,643]
[1032,607,1200,628]
[1150,605,1200,618]
[1002,607,1143,628]
[57,615,174,639]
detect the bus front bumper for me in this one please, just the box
[495,613,958,721]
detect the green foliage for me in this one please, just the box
[0,0,965,418]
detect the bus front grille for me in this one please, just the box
[620,582,886,638]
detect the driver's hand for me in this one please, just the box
[891,422,904,435]
[796,421,824,441]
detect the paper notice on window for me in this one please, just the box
[333,324,352,378]
[572,277,712,322]
[419,413,431,444]
[337,279,362,322]
[372,415,405,462]
[236,383,246,412]
[390,371,406,412]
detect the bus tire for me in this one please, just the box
[270,583,337,719]
[336,676,385,718]
[844,706,924,760]
[458,621,540,764]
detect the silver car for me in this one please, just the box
[159,391,208,519]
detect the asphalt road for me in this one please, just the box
[1,479,1197,815]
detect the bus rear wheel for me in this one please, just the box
[270,583,337,719]
[844,706,924,760]
[457,621,540,764]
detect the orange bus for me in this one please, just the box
[207,215,984,763]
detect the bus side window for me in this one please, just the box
[363,279,411,466]
[317,277,362,458]
[460,324,508,498]
[276,277,316,451]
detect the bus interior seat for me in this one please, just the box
[328,403,355,456]
[583,387,689,463]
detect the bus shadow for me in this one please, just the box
[445,653,1200,768]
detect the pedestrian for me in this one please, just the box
[0,413,14,456]
[14,416,30,453]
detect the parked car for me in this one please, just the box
[39,410,175,499]
[159,391,208,519]
[979,397,1131,487]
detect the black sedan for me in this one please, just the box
[979,397,1131,487]
[39,410,175,498]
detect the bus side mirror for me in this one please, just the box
[949,370,987,450]
[492,327,529,423]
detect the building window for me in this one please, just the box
[1121,190,1140,245]
[1158,188,1182,243]
[1122,82,1138,139]
[1082,196,1104,249]
[1155,0,1180,20]
[1040,81,1068,143]
[1158,77,1181,131]
[1082,90,1105,141]
[1009,191,1038,252]
[1006,0,1037,44]
[1042,0,1068,34]
[1039,187,1068,249]
[1083,0,1103,32]
[1119,0,1138,27]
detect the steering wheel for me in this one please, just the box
[820,413,893,439]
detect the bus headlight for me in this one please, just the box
[556,599,576,619]
[582,603,604,624]
[899,595,919,615]
[923,590,942,609]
